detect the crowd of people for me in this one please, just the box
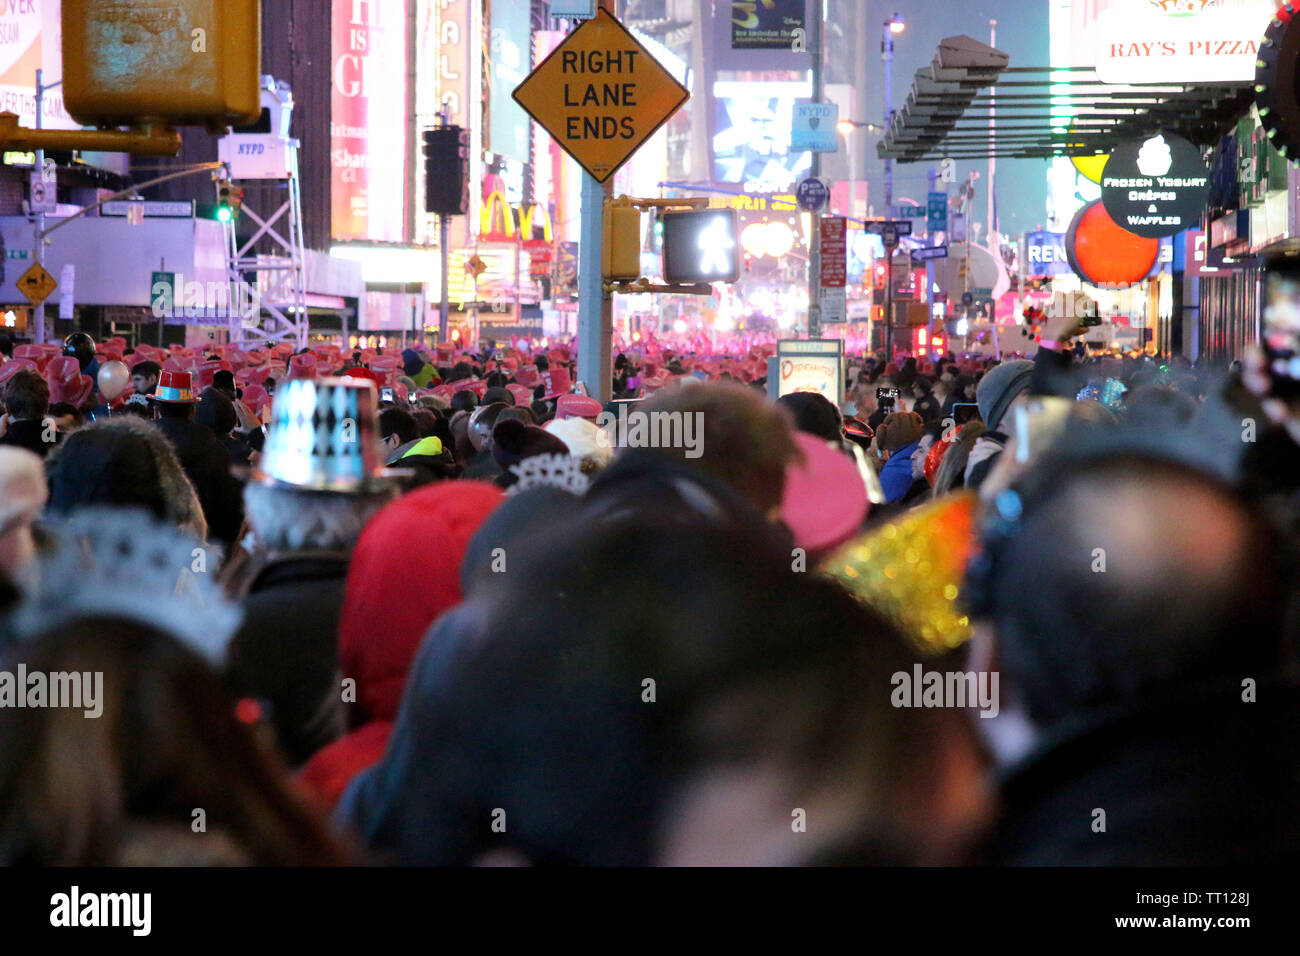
[0,288,1297,866]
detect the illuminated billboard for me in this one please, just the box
[0,0,76,130]
[712,81,811,192]
[332,0,410,242]
[489,0,531,163]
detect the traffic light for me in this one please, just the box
[424,127,470,216]
[660,209,741,284]
[603,202,642,281]
[61,0,261,128]
[216,179,243,222]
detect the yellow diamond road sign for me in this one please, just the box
[512,7,689,183]
[18,262,57,306]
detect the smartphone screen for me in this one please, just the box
[380,387,394,403]
[950,401,980,425]
[1261,262,1300,399]
[877,387,899,410]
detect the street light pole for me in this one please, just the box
[33,68,62,345]
[808,0,824,341]
[882,14,903,361]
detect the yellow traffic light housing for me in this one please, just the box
[61,0,262,130]
[602,201,642,281]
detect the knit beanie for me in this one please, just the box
[976,360,1035,431]
[491,418,570,470]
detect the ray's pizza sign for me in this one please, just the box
[1094,0,1277,84]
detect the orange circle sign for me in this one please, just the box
[1066,201,1159,288]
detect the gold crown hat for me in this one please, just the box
[822,492,979,654]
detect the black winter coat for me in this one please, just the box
[226,553,349,768]
[154,417,245,545]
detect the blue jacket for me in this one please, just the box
[880,439,921,503]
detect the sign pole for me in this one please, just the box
[576,0,617,403]
[807,0,824,341]
[34,67,46,344]
[926,166,938,353]
[435,106,452,345]
[885,238,894,361]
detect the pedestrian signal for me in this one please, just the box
[661,209,741,285]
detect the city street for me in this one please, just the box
[0,0,1295,934]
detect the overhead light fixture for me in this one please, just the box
[889,14,905,34]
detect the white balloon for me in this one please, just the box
[97,360,130,401]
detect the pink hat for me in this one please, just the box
[506,383,535,407]
[782,433,869,556]
[461,378,489,398]
[245,348,268,366]
[0,358,38,384]
[431,383,458,402]
[235,366,264,387]
[640,373,668,393]
[12,344,51,371]
[555,393,603,422]
[45,356,95,407]
[288,352,318,381]
[370,354,401,383]
[514,365,542,389]
[541,366,572,400]
[197,359,233,390]
[240,383,271,417]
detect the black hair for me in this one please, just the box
[379,406,419,446]
[481,386,514,407]
[973,453,1291,726]
[776,391,842,444]
[48,402,83,427]
[156,401,195,420]
[47,427,169,520]
[2,369,50,420]
[450,390,479,414]
[131,361,162,385]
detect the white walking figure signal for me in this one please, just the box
[698,217,734,275]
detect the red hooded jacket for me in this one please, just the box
[298,481,503,807]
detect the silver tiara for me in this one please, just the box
[5,507,242,665]
[507,453,590,496]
